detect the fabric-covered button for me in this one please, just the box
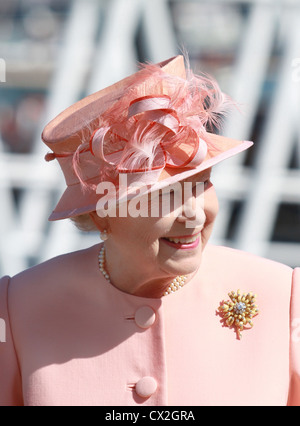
[135,376,157,398]
[135,306,156,329]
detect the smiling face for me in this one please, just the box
[90,167,219,297]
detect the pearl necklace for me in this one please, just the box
[98,246,187,297]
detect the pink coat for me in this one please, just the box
[0,244,299,406]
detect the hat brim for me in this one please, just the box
[48,136,252,221]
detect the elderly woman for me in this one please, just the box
[0,56,299,406]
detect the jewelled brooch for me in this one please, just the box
[218,290,259,339]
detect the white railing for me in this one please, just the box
[0,0,299,277]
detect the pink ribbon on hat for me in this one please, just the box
[89,94,208,173]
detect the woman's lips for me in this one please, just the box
[161,232,201,250]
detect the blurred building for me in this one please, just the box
[0,0,299,276]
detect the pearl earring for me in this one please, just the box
[100,230,109,241]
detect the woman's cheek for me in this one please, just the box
[202,186,219,241]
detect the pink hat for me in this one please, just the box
[42,55,253,221]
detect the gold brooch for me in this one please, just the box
[218,290,259,339]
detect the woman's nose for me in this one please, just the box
[176,205,206,229]
[176,183,206,228]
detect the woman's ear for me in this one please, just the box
[89,212,109,233]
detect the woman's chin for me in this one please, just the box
[159,235,203,268]
[161,253,203,278]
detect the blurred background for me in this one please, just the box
[0,0,299,277]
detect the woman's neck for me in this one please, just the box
[102,242,194,298]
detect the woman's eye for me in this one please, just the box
[192,179,211,191]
